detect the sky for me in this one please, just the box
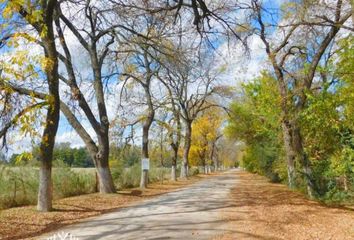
[0,0,283,157]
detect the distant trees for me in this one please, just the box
[189,108,223,173]
[52,144,93,168]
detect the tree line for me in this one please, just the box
[226,1,353,201]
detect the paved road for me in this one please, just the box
[40,169,239,240]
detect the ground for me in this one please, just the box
[0,169,353,240]
[217,171,354,240]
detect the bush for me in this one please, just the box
[322,187,354,204]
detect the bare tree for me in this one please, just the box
[159,49,220,178]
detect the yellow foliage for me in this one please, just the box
[189,108,224,166]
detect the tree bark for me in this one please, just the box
[210,139,219,172]
[281,120,297,189]
[181,121,192,179]
[140,84,154,188]
[292,124,315,198]
[94,146,116,193]
[37,1,60,212]
[171,146,178,181]
[37,157,53,212]
[140,123,151,188]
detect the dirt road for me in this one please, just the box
[40,170,239,240]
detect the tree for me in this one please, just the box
[226,73,284,181]
[251,0,351,197]
[160,49,222,178]
[121,46,158,188]
[0,0,61,211]
[189,108,223,173]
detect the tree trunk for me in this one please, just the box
[292,124,315,198]
[140,124,149,188]
[171,165,177,181]
[95,151,116,193]
[37,5,60,212]
[140,106,154,188]
[60,103,116,193]
[180,121,192,179]
[171,146,178,181]
[351,0,354,28]
[37,159,53,212]
[343,174,348,191]
[210,140,218,172]
[281,120,297,189]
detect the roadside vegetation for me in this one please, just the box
[226,37,354,204]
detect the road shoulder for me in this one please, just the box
[216,171,354,240]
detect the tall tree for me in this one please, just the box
[0,0,61,211]
[160,50,220,178]
[252,0,351,196]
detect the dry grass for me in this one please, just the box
[217,171,354,240]
[0,174,211,240]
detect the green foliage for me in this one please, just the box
[226,73,284,183]
[109,144,140,168]
[31,143,94,168]
[226,47,354,202]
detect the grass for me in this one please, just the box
[0,165,201,210]
[0,166,97,210]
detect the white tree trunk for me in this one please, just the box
[37,162,53,212]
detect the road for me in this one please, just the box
[40,169,239,240]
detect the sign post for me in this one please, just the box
[142,158,150,170]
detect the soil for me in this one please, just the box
[216,171,354,240]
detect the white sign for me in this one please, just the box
[142,158,150,170]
